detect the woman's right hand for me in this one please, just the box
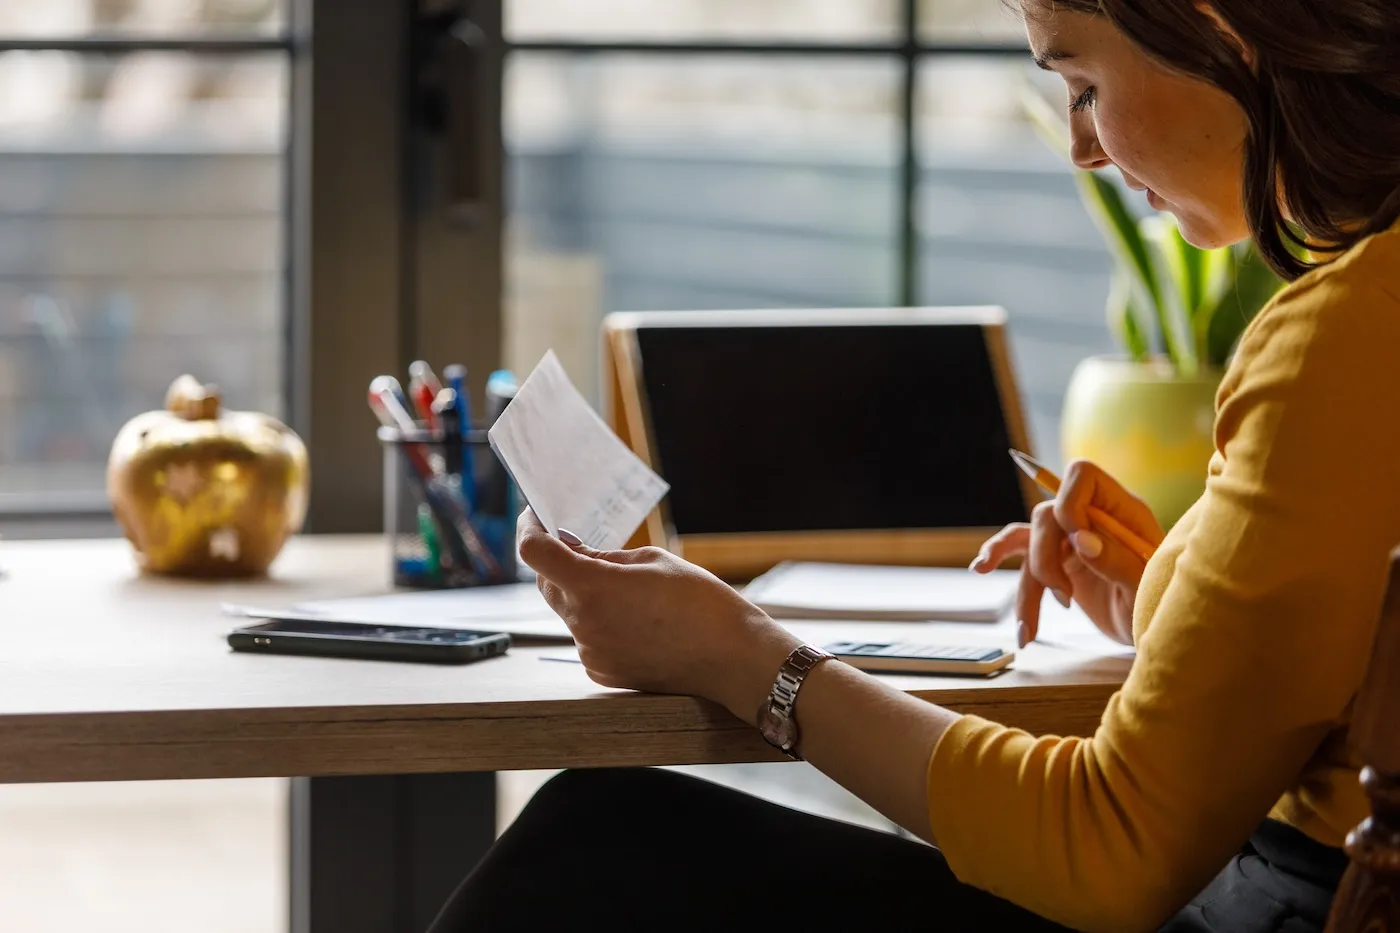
[971,460,1165,648]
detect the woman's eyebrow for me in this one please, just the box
[1033,49,1076,70]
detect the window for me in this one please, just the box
[506,53,902,400]
[503,0,1112,465]
[0,2,289,528]
[915,57,1114,464]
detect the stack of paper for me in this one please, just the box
[742,561,1018,622]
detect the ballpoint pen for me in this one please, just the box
[444,364,477,510]
[409,360,443,399]
[433,387,465,479]
[1008,449,1158,562]
[368,376,419,434]
[411,378,439,430]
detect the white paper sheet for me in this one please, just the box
[225,582,1134,658]
[742,561,1019,622]
[1032,598,1138,659]
[223,583,575,642]
[535,604,1135,666]
[487,350,669,551]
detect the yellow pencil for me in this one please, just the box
[1008,449,1158,563]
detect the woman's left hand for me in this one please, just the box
[516,510,799,720]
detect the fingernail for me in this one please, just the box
[1071,531,1103,559]
[1052,588,1071,609]
[1017,620,1030,649]
[968,556,985,571]
[557,528,583,547]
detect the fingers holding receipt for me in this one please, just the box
[486,350,670,552]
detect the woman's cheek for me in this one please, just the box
[1093,108,1154,188]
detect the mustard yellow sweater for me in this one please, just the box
[927,220,1400,933]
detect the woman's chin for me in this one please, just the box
[1173,212,1251,250]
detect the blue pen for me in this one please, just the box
[443,364,476,509]
[432,387,465,478]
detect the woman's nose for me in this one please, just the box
[1070,123,1112,171]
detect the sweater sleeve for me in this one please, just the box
[925,264,1400,933]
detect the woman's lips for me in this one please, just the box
[1146,188,1166,210]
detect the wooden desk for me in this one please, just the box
[0,536,1130,931]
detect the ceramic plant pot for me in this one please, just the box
[1060,356,1221,530]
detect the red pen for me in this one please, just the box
[409,360,443,398]
[412,379,439,431]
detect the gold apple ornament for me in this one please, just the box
[107,375,309,577]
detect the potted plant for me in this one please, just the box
[1022,88,1284,528]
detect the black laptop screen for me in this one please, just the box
[633,322,1029,536]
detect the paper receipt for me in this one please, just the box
[487,350,669,550]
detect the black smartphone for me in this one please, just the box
[228,618,511,665]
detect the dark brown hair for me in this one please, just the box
[1031,0,1400,280]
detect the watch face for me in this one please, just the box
[759,706,797,751]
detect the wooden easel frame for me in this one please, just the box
[602,307,1041,580]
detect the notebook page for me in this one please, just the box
[487,350,669,551]
[743,561,1018,622]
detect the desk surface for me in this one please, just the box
[0,537,1131,784]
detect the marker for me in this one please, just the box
[416,503,442,580]
[485,369,517,423]
[1007,449,1158,563]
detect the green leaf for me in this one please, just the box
[1076,170,1163,350]
[1107,266,1150,361]
[1203,243,1285,366]
[1141,215,1192,305]
[1197,243,1236,309]
[1193,244,1239,363]
[1203,286,1249,367]
[1180,233,1208,315]
[1139,215,1198,374]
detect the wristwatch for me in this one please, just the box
[756,644,834,760]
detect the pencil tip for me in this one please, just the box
[1007,448,1038,478]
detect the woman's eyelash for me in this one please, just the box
[1069,87,1097,114]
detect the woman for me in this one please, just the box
[431,0,1400,929]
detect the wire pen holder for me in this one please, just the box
[379,426,517,588]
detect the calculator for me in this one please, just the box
[824,641,1014,676]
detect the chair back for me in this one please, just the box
[1324,552,1400,932]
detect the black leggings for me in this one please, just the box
[427,768,1345,933]
[429,767,1070,932]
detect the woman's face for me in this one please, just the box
[1021,0,1251,248]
